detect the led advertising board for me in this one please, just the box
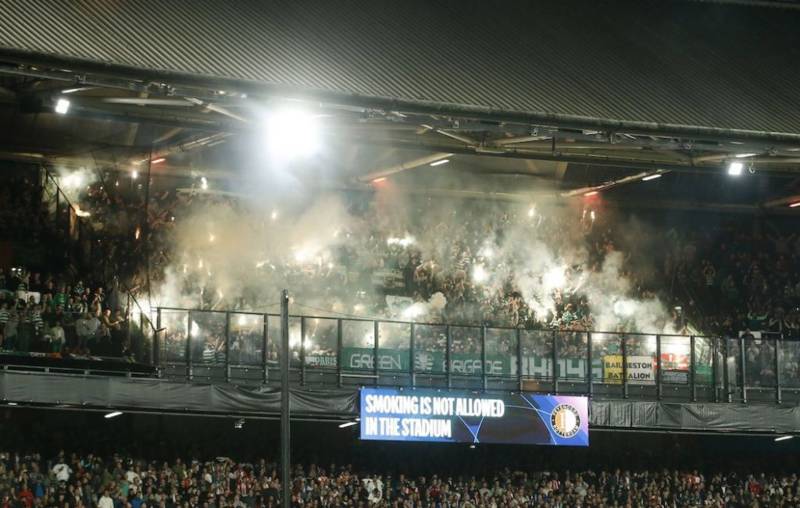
[360,388,588,446]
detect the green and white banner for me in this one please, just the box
[306,347,712,383]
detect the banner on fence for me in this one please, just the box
[306,347,712,384]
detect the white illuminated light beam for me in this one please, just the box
[104,411,123,419]
[430,159,450,167]
[338,421,358,428]
[562,170,672,197]
[641,173,662,182]
[775,435,794,442]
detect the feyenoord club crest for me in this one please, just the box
[550,403,581,438]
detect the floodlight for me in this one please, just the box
[55,98,70,114]
[265,108,321,161]
[727,161,743,176]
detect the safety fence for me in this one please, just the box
[153,307,800,404]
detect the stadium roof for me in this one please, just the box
[1,0,799,138]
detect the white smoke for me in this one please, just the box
[145,183,680,334]
[55,167,98,204]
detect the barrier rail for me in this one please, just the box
[152,307,800,404]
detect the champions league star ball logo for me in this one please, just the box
[550,403,581,438]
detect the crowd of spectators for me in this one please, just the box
[4,168,800,366]
[667,226,800,338]
[150,193,800,342]
[0,268,129,357]
[3,450,800,507]
[51,171,798,341]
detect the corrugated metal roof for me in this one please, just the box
[0,0,798,134]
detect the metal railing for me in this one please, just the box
[152,306,800,404]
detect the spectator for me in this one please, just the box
[49,321,66,353]
[0,302,8,346]
[3,308,18,350]
[98,489,114,508]
[75,312,99,352]
[51,454,72,483]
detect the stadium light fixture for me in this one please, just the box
[338,421,358,428]
[727,161,744,176]
[131,170,139,180]
[54,98,70,115]
[775,435,794,442]
[430,159,450,167]
[641,174,662,182]
[200,176,209,190]
[151,157,166,165]
[7,402,18,406]
[104,411,123,419]
[264,108,321,161]
[789,201,800,208]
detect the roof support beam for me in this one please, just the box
[358,152,452,182]
[4,53,800,145]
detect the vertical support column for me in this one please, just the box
[587,332,593,399]
[262,315,268,385]
[775,338,782,405]
[689,336,696,402]
[336,319,343,388]
[139,307,145,364]
[154,308,162,369]
[186,311,193,381]
[552,330,558,394]
[622,336,628,399]
[300,317,307,386]
[739,336,747,404]
[125,293,133,358]
[279,290,290,508]
[516,329,523,391]
[446,325,452,389]
[656,335,662,401]
[224,312,231,383]
[481,326,487,391]
[712,337,719,403]
[722,338,730,403]
[373,320,380,386]
[410,323,416,387]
